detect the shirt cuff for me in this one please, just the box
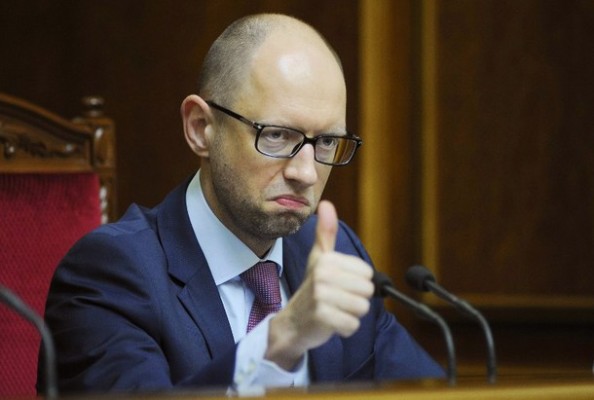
[233,313,307,393]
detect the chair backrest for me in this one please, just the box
[0,93,116,396]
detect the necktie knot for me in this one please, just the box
[241,261,281,332]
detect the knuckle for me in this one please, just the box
[339,317,360,337]
[358,298,371,315]
[350,297,370,316]
[362,280,375,297]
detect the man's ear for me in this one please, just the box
[181,94,214,157]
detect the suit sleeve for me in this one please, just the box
[38,229,235,393]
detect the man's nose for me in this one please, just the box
[283,143,319,186]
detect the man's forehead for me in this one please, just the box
[229,26,346,128]
[277,52,315,82]
[248,33,344,91]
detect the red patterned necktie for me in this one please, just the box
[241,261,282,332]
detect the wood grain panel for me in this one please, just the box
[359,0,416,279]
[0,0,360,228]
[420,0,594,319]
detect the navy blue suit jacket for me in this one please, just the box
[39,179,444,392]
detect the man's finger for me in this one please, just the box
[314,200,338,253]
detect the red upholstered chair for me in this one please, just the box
[0,93,116,396]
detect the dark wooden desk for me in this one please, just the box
[244,376,594,400]
[23,375,588,400]
[4,373,593,400]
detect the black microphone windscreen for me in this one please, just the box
[405,265,436,292]
[372,270,393,297]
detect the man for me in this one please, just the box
[39,13,443,393]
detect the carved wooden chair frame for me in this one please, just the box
[0,93,116,222]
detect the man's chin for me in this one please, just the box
[279,207,311,222]
[262,210,310,238]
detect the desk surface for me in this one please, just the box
[45,374,594,400]
[196,378,594,400]
[6,374,594,400]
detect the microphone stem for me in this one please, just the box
[474,311,497,383]
[0,286,58,399]
[382,285,457,386]
[426,281,497,383]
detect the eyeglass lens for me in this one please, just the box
[256,127,357,165]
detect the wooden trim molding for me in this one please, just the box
[420,0,439,279]
[0,93,117,222]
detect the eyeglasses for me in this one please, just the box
[206,101,362,166]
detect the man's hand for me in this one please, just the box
[265,200,374,370]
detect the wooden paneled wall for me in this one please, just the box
[423,0,594,317]
[360,0,594,375]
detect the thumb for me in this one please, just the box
[314,200,338,253]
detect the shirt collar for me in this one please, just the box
[185,171,283,285]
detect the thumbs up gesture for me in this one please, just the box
[266,200,375,370]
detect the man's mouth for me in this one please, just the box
[272,195,310,209]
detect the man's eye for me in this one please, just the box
[262,129,290,141]
[318,137,339,149]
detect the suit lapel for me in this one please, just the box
[157,180,235,358]
[284,230,344,382]
[155,182,345,380]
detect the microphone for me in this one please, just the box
[405,265,497,383]
[373,270,457,385]
[0,285,58,399]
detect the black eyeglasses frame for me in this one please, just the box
[206,100,362,166]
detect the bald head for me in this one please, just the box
[197,14,344,108]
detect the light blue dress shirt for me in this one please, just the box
[185,171,309,390]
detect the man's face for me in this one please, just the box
[203,34,347,252]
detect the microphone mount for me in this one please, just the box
[373,270,457,385]
[406,265,497,384]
